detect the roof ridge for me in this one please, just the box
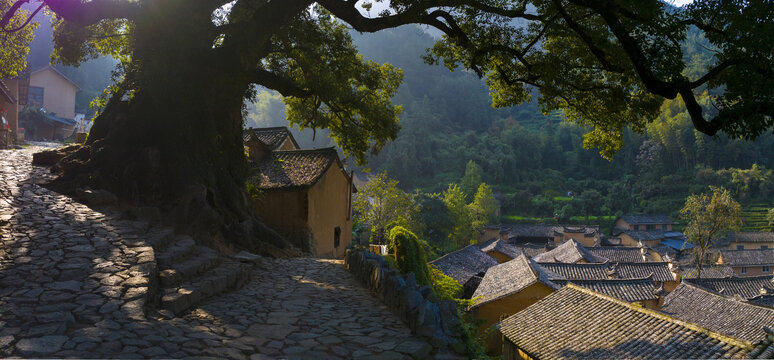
[273,147,337,153]
[674,281,774,313]
[565,284,754,349]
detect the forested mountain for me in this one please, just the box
[347,25,774,221]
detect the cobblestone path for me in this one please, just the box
[0,146,434,359]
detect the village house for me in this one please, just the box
[716,231,774,250]
[661,282,774,344]
[21,66,80,141]
[247,144,354,259]
[513,244,547,258]
[0,79,19,147]
[614,213,674,231]
[477,238,523,263]
[469,253,560,353]
[718,249,774,277]
[498,284,766,360]
[683,275,774,300]
[429,244,498,286]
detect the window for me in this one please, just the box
[762,246,769,250]
[741,267,747,274]
[737,245,745,250]
[764,266,771,273]
[28,86,44,106]
[647,224,655,230]
[334,227,341,248]
[662,224,667,230]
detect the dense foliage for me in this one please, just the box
[346,25,774,225]
[389,226,431,286]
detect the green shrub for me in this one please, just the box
[429,265,463,300]
[389,226,431,286]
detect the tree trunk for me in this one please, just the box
[49,4,289,253]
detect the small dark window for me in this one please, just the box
[28,86,44,106]
[662,224,667,230]
[763,266,770,273]
[334,226,341,248]
[762,246,769,250]
[741,267,747,274]
[737,245,744,250]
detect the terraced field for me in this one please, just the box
[741,204,773,232]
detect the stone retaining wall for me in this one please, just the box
[345,248,466,355]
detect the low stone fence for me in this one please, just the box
[345,248,466,355]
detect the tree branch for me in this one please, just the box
[44,0,140,25]
[250,69,311,98]
[551,0,625,73]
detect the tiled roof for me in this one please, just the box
[536,262,676,282]
[719,232,774,246]
[614,229,665,241]
[514,244,547,258]
[680,265,736,279]
[552,278,658,303]
[499,224,600,239]
[684,275,774,299]
[248,148,339,189]
[429,245,498,285]
[586,247,645,263]
[499,285,752,360]
[613,262,675,282]
[243,127,299,150]
[661,282,774,343]
[532,239,608,264]
[720,249,774,266]
[477,239,522,259]
[471,254,560,307]
[536,263,611,280]
[749,328,774,359]
[619,213,674,225]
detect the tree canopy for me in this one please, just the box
[2,0,772,160]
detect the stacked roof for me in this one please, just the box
[470,254,561,307]
[613,262,676,282]
[477,238,522,259]
[679,265,736,279]
[618,213,674,225]
[720,249,774,266]
[243,127,299,150]
[499,285,752,359]
[513,244,546,258]
[498,224,600,244]
[717,231,774,247]
[532,239,608,264]
[684,275,774,299]
[536,262,611,280]
[586,246,645,262]
[661,282,774,343]
[248,148,340,189]
[429,245,498,285]
[552,278,658,303]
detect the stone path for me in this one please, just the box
[0,146,435,359]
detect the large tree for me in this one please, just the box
[1,0,771,250]
[680,186,742,279]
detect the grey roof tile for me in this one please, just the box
[684,275,774,299]
[532,239,608,264]
[429,245,498,285]
[661,282,774,343]
[498,285,751,359]
[720,249,774,266]
[248,148,339,189]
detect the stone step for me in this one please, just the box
[159,246,220,287]
[155,235,196,268]
[160,260,252,314]
[146,227,176,249]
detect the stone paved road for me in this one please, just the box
[0,146,434,359]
